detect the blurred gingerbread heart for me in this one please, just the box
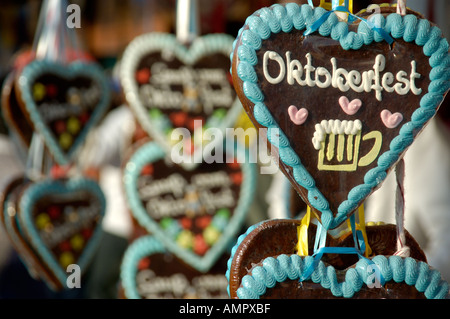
[15,60,111,165]
[120,235,230,299]
[123,141,256,273]
[226,219,449,299]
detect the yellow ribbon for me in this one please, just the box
[297,206,311,256]
[320,0,353,14]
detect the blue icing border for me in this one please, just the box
[123,141,257,273]
[120,235,166,299]
[18,60,111,166]
[235,253,449,299]
[18,178,106,287]
[232,3,450,230]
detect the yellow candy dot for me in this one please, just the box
[59,252,75,269]
[67,116,81,135]
[33,83,46,101]
[59,132,73,150]
[177,230,194,249]
[203,226,220,245]
[70,234,85,251]
[35,213,50,230]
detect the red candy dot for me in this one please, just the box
[140,164,153,176]
[196,215,211,229]
[231,172,243,185]
[48,206,61,220]
[194,235,209,256]
[81,228,93,240]
[54,120,66,134]
[170,112,188,127]
[79,112,90,125]
[138,257,151,270]
[135,68,151,84]
[59,241,71,252]
[227,160,240,170]
[46,84,58,98]
[180,217,192,229]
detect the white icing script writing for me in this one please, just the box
[262,51,422,101]
[40,201,100,248]
[139,62,233,114]
[138,171,235,219]
[39,85,100,122]
[137,269,228,299]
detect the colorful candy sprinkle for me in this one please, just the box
[203,226,220,245]
[59,251,75,269]
[67,116,81,135]
[33,83,46,101]
[194,234,209,256]
[177,230,194,249]
[59,132,73,150]
[35,213,51,230]
[70,234,85,251]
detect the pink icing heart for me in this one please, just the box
[380,109,403,128]
[339,96,362,115]
[288,105,308,125]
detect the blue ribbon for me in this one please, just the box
[303,4,394,45]
[299,217,386,287]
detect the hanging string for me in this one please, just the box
[394,158,410,257]
[397,0,407,16]
[176,0,200,45]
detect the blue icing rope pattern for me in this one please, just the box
[232,3,450,230]
[235,253,449,299]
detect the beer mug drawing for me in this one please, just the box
[312,119,382,172]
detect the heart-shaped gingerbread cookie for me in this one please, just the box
[120,235,230,299]
[231,4,450,229]
[16,177,105,287]
[121,33,242,169]
[16,60,111,165]
[123,141,256,273]
[226,219,449,299]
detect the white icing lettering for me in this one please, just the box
[262,51,422,101]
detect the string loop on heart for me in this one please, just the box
[394,158,411,257]
[304,1,394,45]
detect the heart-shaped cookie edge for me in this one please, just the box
[17,60,111,165]
[123,141,257,273]
[226,220,449,299]
[120,235,165,299]
[18,177,106,287]
[120,33,243,171]
[231,4,450,230]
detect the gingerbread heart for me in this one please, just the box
[120,235,230,299]
[16,60,111,165]
[16,177,105,287]
[123,141,256,273]
[226,219,449,299]
[120,33,242,169]
[231,4,450,229]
